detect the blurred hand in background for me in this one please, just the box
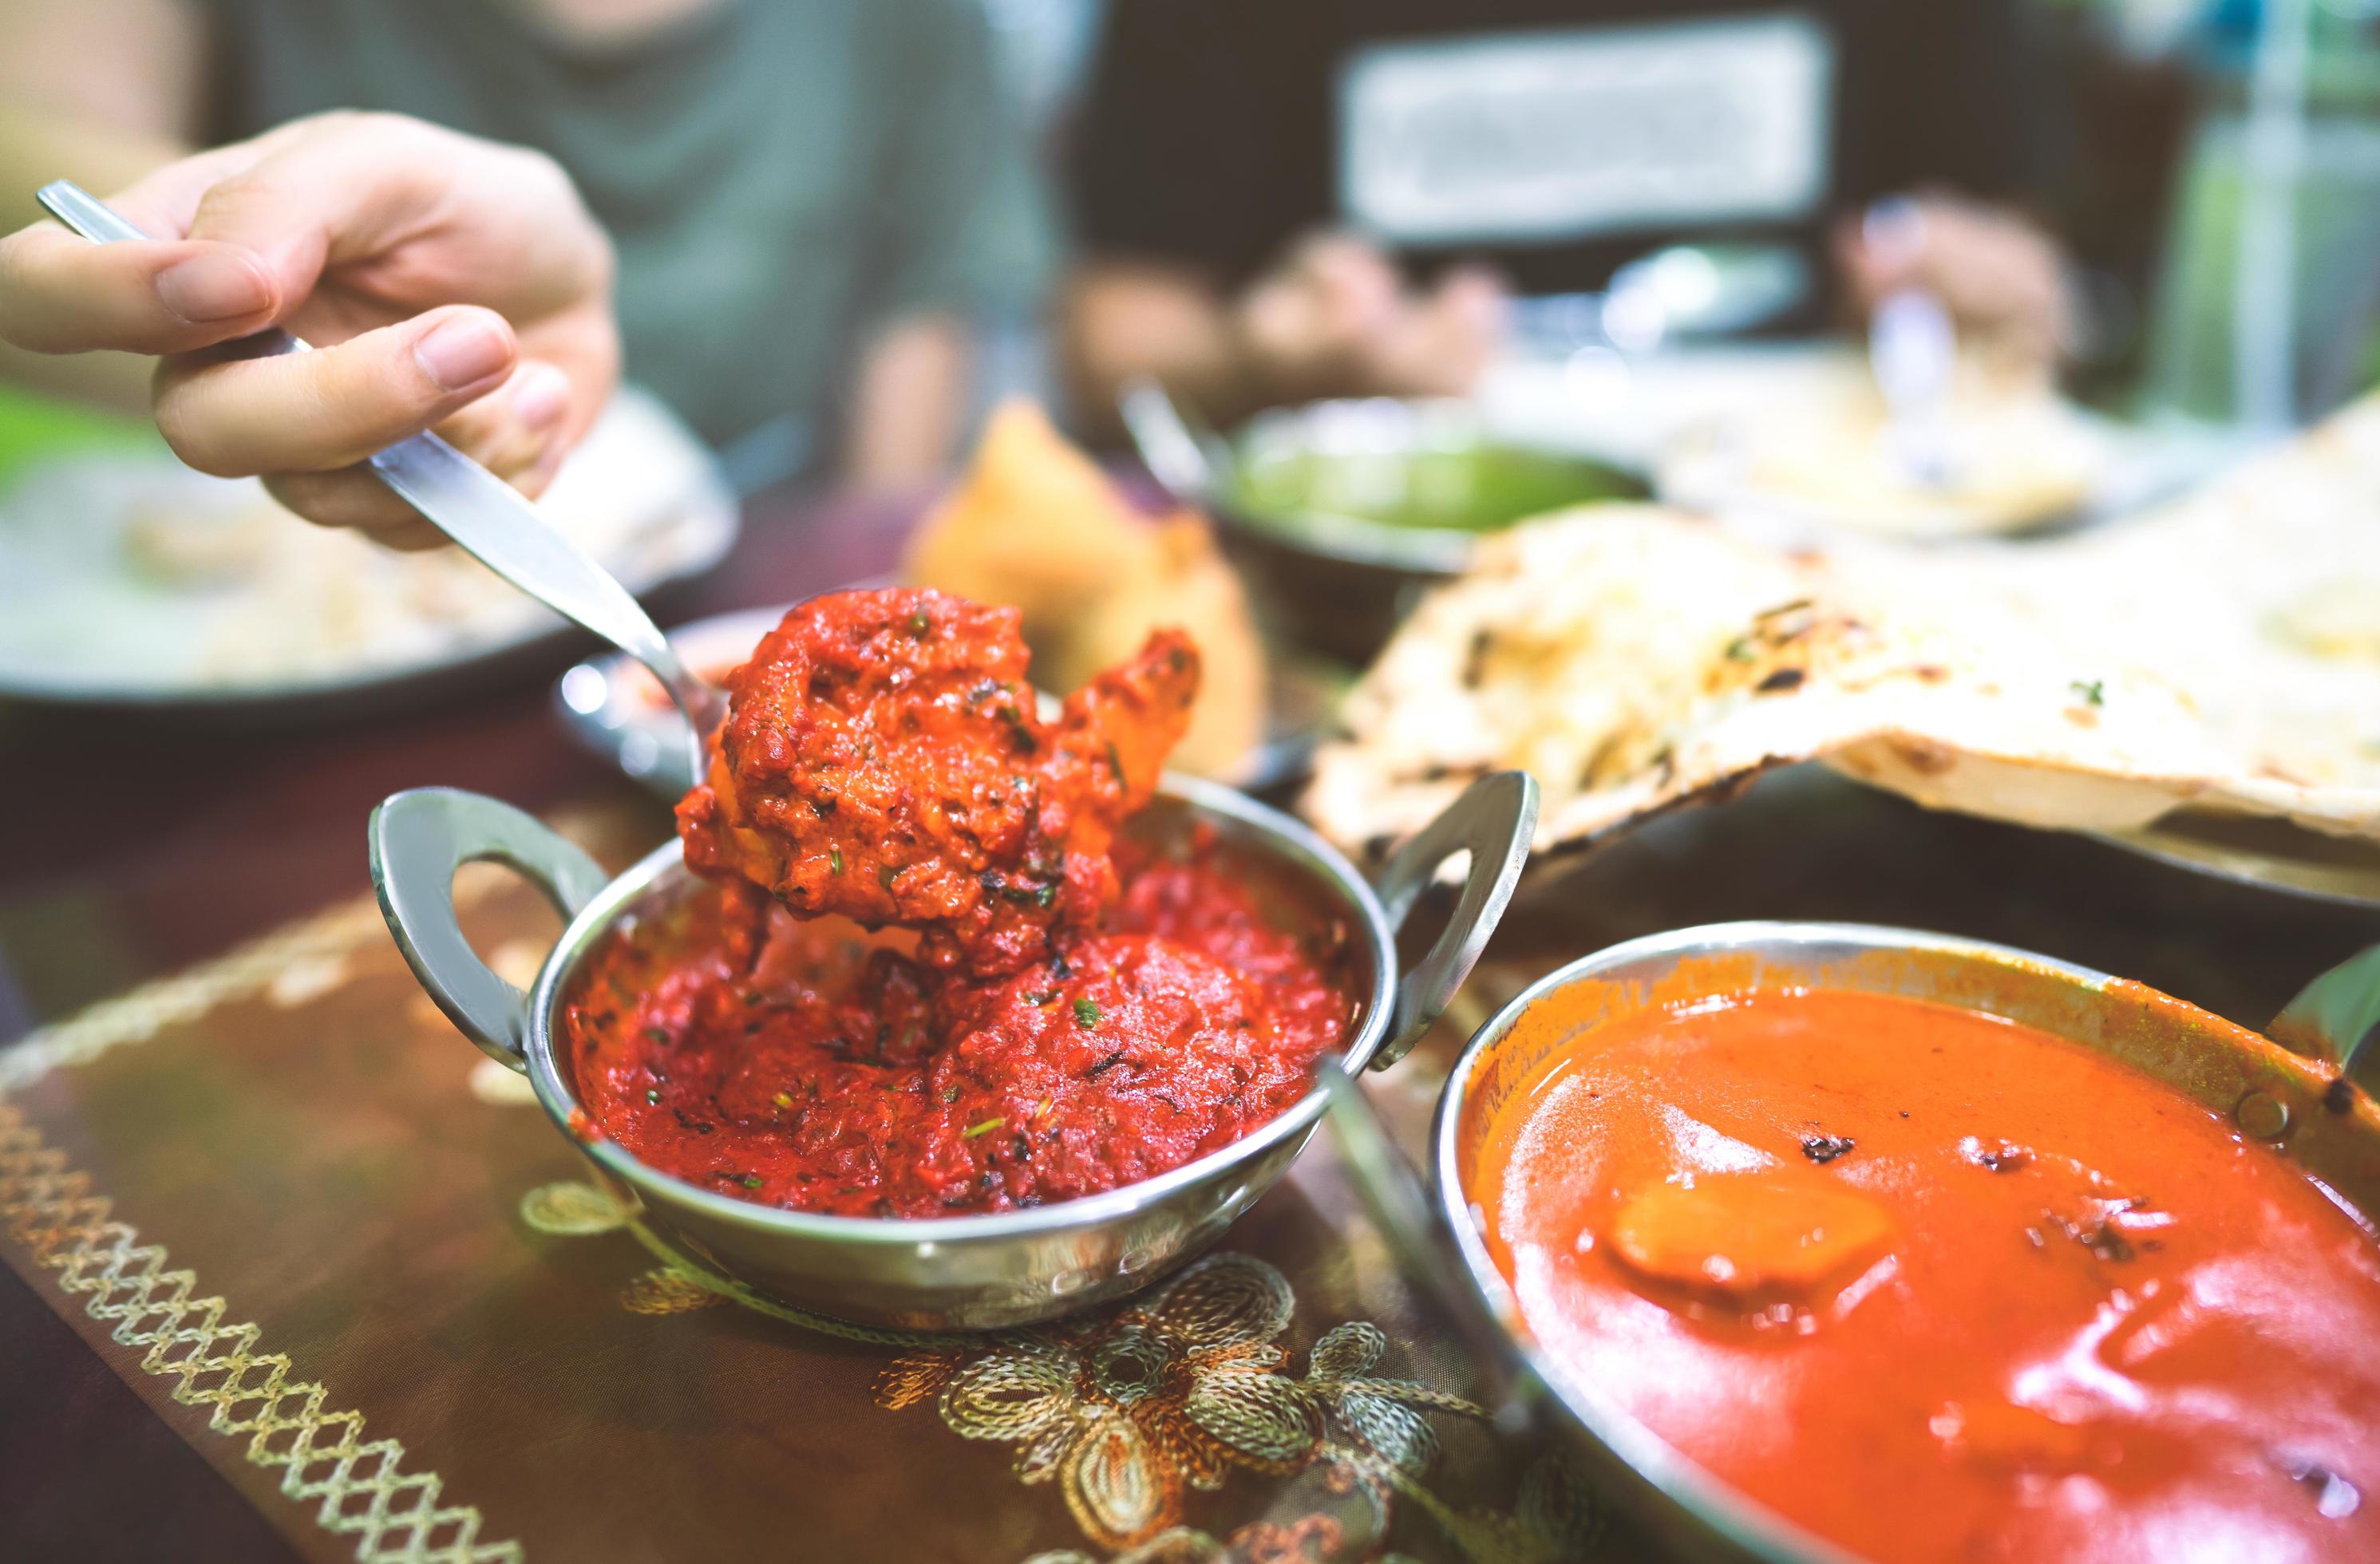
[0,111,619,546]
[1063,230,1507,435]
[1836,194,2073,378]
[1235,231,1508,405]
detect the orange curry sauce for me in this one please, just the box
[1471,988,2380,1563]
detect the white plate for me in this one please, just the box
[0,386,737,710]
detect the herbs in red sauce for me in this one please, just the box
[596,589,1356,1218]
[563,829,1354,1218]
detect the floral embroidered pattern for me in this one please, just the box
[519,1179,633,1236]
[880,1255,1308,1546]
[1015,1449,1599,1564]
[520,1195,1604,1562]
[871,1254,1494,1552]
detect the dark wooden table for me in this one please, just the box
[0,484,921,1562]
[7,482,2379,1561]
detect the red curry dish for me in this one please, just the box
[676,588,1197,978]
[1471,985,2380,1563]
[564,589,1359,1218]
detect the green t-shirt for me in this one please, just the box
[200,0,1052,463]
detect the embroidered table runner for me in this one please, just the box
[0,803,1607,1564]
[14,770,2361,1562]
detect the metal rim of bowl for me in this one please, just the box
[1216,491,1481,576]
[1219,397,1634,576]
[522,772,1400,1248]
[1425,919,2129,1564]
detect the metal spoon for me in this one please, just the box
[2270,943,2380,1084]
[1317,1062,1537,1436]
[1869,286,1957,488]
[1860,199,1959,489]
[34,179,726,781]
[1117,377,1228,507]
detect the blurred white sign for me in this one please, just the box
[1339,16,1835,245]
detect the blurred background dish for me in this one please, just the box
[1653,352,2124,540]
[1309,391,2380,906]
[1192,397,1646,663]
[1224,398,1645,567]
[0,387,735,713]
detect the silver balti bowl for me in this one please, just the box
[1323,921,2380,1564]
[370,771,1535,1332]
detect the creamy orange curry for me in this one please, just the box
[1471,987,2380,1562]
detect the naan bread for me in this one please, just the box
[1307,398,2380,859]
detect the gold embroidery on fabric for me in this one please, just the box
[0,1101,522,1563]
[0,896,386,1094]
[890,1254,1497,1552]
[520,1180,633,1235]
[0,889,523,1563]
[1014,1447,1599,1564]
[521,1175,1602,1562]
[619,1267,729,1315]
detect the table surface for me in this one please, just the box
[0,483,923,1562]
[6,480,2379,1562]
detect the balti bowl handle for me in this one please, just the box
[369,788,610,1070]
[1368,771,1539,1070]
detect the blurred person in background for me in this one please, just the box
[0,0,1051,496]
[1062,0,2076,430]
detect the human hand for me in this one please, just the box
[1234,231,1506,403]
[1836,194,2070,378]
[0,112,618,547]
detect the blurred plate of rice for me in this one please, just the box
[0,386,736,710]
[1652,352,2121,541]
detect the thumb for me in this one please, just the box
[153,303,518,477]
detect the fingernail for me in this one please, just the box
[414,314,512,392]
[509,361,571,431]
[155,252,272,323]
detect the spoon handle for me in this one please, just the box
[2270,942,2380,1085]
[35,179,723,780]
